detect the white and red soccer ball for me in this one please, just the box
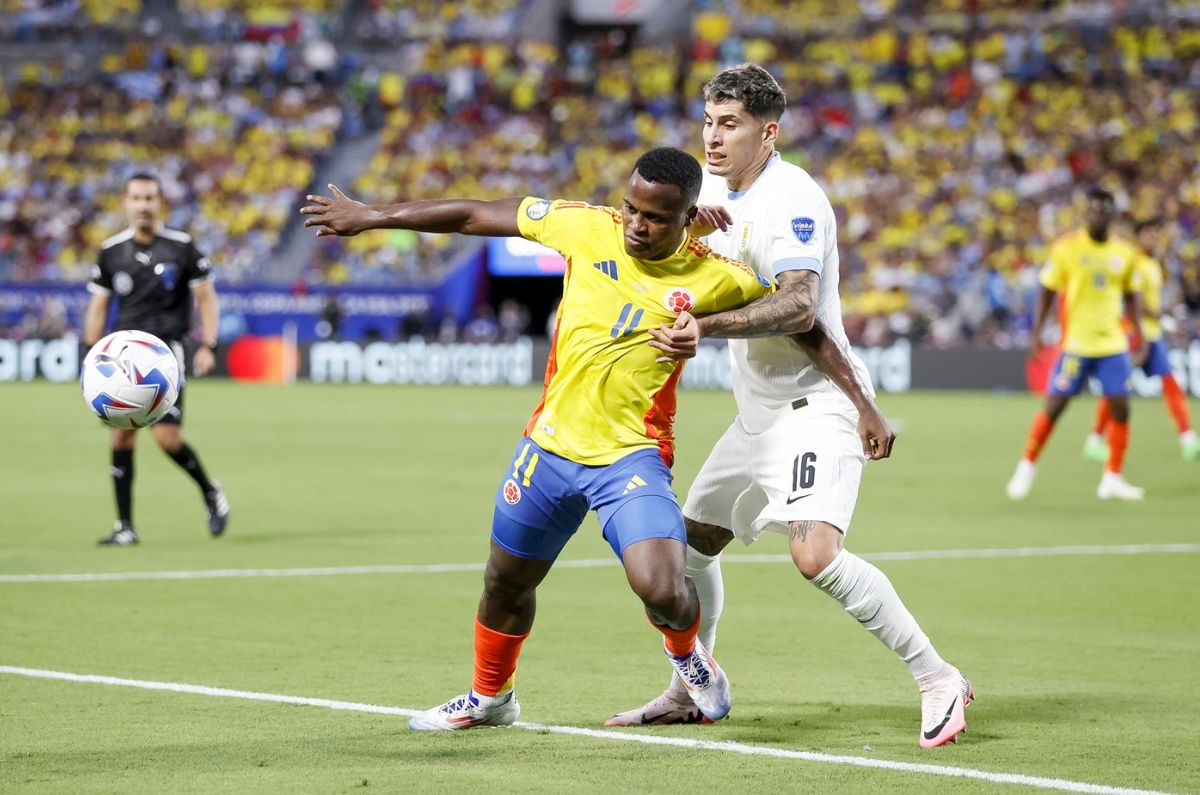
[81,330,182,429]
[663,287,695,314]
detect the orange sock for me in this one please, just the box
[1106,420,1129,474]
[1023,410,1055,463]
[1162,375,1192,434]
[1093,398,1111,435]
[472,617,528,697]
[654,610,701,658]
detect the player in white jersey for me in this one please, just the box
[607,64,972,748]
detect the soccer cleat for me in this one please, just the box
[408,690,520,731]
[1181,432,1200,462]
[204,481,230,537]
[1082,433,1109,463]
[1005,459,1037,500]
[1097,472,1145,501]
[918,665,973,748]
[98,521,139,546]
[605,689,711,727]
[663,639,731,722]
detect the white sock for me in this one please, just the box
[811,549,946,681]
[667,546,724,699]
[1181,430,1197,445]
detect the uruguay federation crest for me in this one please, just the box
[737,221,753,253]
[791,216,815,244]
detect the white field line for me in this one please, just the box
[1,543,1197,584]
[0,665,1179,795]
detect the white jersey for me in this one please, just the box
[699,151,873,432]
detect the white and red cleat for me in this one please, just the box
[605,690,711,727]
[664,639,731,722]
[918,665,974,748]
[408,689,520,731]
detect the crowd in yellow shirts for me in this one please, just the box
[3,0,1198,346]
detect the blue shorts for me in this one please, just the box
[491,438,685,562]
[1141,339,1172,378]
[1048,352,1132,397]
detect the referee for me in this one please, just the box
[82,173,230,545]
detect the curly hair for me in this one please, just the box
[703,63,786,122]
[633,147,703,205]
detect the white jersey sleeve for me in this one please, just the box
[764,186,835,278]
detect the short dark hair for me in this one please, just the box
[125,172,161,194]
[703,63,786,122]
[1134,217,1161,235]
[633,147,703,205]
[1086,186,1115,205]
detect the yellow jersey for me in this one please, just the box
[1040,229,1140,357]
[517,196,772,466]
[1133,252,1163,342]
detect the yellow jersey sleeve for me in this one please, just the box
[1039,241,1067,292]
[517,197,616,254]
[1121,247,1142,294]
[697,254,775,313]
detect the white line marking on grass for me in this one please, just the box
[1,544,1197,584]
[0,665,1177,795]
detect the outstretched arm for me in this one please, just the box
[301,184,523,238]
[697,269,818,338]
[790,321,895,460]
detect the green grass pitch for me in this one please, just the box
[1,381,1197,793]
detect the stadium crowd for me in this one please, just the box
[0,37,346,284]
[2,0,1199,347]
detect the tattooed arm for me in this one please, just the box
[697,269,818,338]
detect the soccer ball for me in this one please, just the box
[81,330,182,429]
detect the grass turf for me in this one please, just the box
[1,381,1197,793]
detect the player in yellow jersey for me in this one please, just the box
[1007,188,1147,501]
[1084,219,1200,461]
[301,147,772,730]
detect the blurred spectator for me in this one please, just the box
[462,305,499,343]
[497,299,530,342]
[316,294,342,339]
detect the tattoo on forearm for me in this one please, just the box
[701,271,818,338]
[789,520,817,543]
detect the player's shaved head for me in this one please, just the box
[704,64,786,123]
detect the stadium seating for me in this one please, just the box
[0,44,342,283]
[2,0,1198,345]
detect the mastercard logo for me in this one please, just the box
[227,336,300,383]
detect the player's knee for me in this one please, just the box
[789,522,841,580]
[481,566,537,606]
[684,517,733,557]
[1108,399,1130,423]
[630,574,689,616]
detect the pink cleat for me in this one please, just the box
[918,666,974,748]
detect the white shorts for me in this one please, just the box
[682,392,865,545]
